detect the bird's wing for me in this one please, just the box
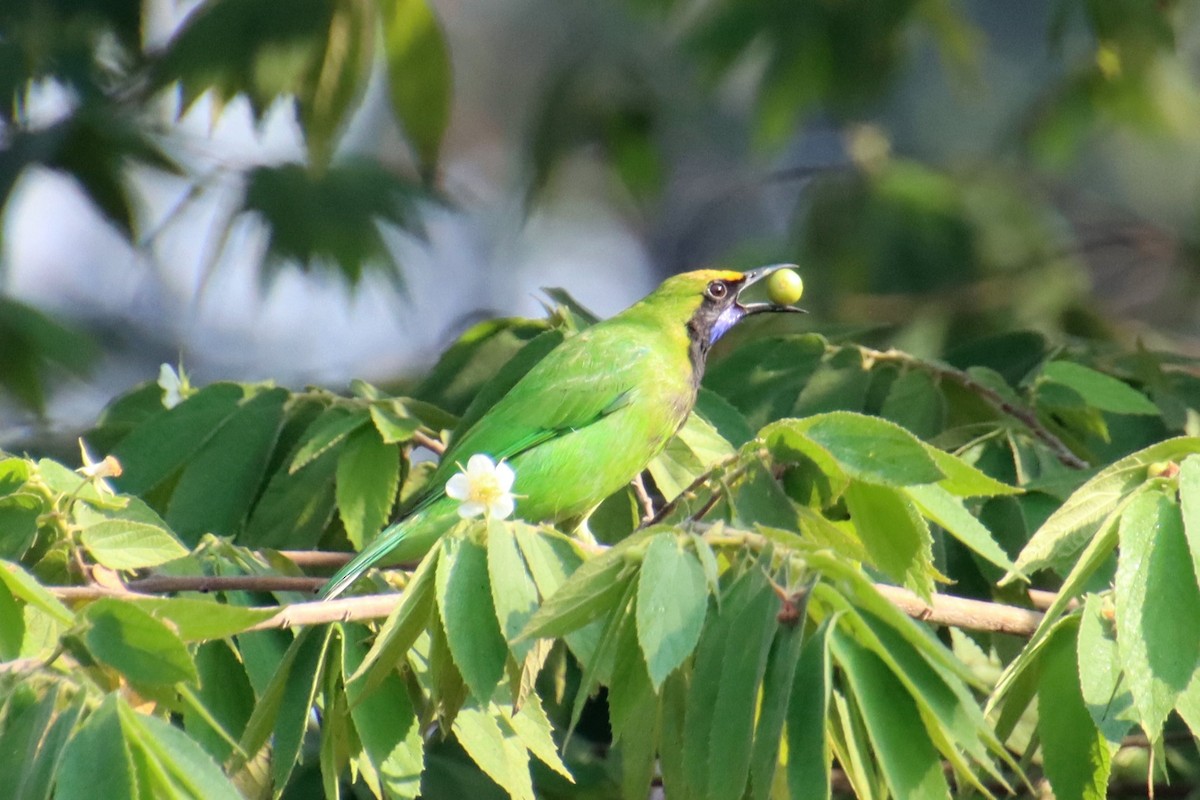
[412,334,649,507]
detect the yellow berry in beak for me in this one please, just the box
[766,268,804,306]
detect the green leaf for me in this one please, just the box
[0,580,22,659]
[79,520,190,570]
[749,613,807,800]
[1181,455,1200,593]
[82,599,198,686]
[290,407,371,473]
[297,0,375,168]
[1038,620,1110,800]
[844,482,935,601]
[0,561,72,625]
[1041,361,1159,415]
[635,532,708,690]
[187,641,257,762]
[685,567,778,800]
[129,597,276,642]
[0,492,42,560]
[111,383,244,495]
[880,369,946,439]
[905,483,1017,573]
[370,401,421,443]
[270,626,332,790]
[336,425,400,548]
[503,691,573,782]
[344,624,424,799]
[120,705,243,800]
[1115,490,1200,741]
[647,412,735,502]
[922,445,1021,497]
[384,0,452,178]
[786,621,833,800]
[166,387,288,542]
[437,534,509,702]
[1014,437,1200,576]
[0,686,85,800]
[350,547,438,692]
[1077,595,1136,745]
[56,695,135,800]
[452,702,535,800]
[763,411,943,487]
[831,629,951,800]
[487,520,540,662]
[518,531,649,641]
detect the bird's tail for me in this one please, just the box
[319,500,457,599]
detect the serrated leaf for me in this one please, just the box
[635,532,708,689]
[437,535,508,702]
[786,621,833,800]
[647,412,735,501]
[1038,620,1110,800]
[1181,455,1200,593]
[79,520,189,570]
[749,613,806,800]
[923,445,1021,497]
[111,383,244,495]
[518,531,650,641]
[844,482,935,601]
[487,520,540,662]
[55,695,135,800]
[290,407,371,473]
[336,425,400,549]
[1041,361,1158,416]
[1014,437,1200,576]
[763,411,943,487]
[504,691,573,782]
[384,0,452,178]
[344,624,424,799]
[880,369,946,439]
[452,702,535,800]
[370,402,421,443]
[905,483,1017,573]
[831,629,951,800]
[1115,490,1200,741]
[130,598,276,642]
[82,599,197,686]
[187,641,256,762]
[1077,595,1136,745]
[0,561,72,625]
[0,492,42,560]
[270,626,332,790]
[351,547,438,692]
[166,387,288,543]
[119,705,243,800]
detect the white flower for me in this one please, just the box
[444,454,517,520]
[158,363,185,409]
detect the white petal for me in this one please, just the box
[445,473,470,501]
[466,453,495,477]
[488,494,515,521]
[458,501,485,519]
[493,460,516,492]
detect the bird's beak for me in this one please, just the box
[736,263,807,317]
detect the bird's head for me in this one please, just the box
[645,265,805,359]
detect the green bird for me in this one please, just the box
[321,266,803,598]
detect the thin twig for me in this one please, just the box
[631,473,656,522]
[854,346,1088,469]
[411,430,445,456]
[277,550,353,568]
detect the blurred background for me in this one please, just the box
[3,0,1200,450]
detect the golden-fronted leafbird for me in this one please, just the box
[321,266,803,598]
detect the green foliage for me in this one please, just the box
[2,290,1198,797]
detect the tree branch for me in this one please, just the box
[45,567,1048,638]
[853,346,1088,469]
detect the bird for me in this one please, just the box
[320,266,804,598]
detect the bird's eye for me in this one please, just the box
[706,280,729,301]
